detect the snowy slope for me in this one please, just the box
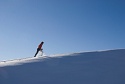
[0,49,125,84]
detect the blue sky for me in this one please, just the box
[0,0,125,60]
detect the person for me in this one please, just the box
[34,41,44,57]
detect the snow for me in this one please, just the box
[0,49,125,84]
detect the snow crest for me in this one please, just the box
[0,49,125,84]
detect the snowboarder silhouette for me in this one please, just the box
[34,41,44,57]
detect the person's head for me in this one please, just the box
[41,41,44,44]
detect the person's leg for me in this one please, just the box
[34,48,40,57]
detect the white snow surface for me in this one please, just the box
[0,49,125,84]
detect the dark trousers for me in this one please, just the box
[34,48,41,57]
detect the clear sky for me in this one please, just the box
[0,0,125,61]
